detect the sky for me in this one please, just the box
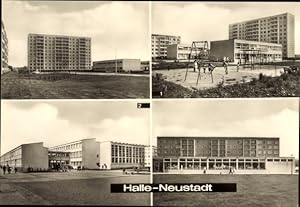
[2,1,150,67]
[152,2,300,54]
[153,98,299,158]
[1,101,150,155]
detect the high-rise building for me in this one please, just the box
[152,34,181,59]
[229,13,295,58]
[1,20,8,71]
[28,33,92,71]
[154,136,295,174]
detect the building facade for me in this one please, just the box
[1,21,8,72]
[144,146,157,168]
[154,137,295,174]
[0,142,49,172]
[49,138,100,170]
[93,59,141,72]
[28,33,91,72]
[152,34,181,59]
[229,13,295,58]
[210,39,282,64]
[167,44,209,60]
[99,141,146,170]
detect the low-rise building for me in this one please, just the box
[93,59,142,72]
[49,138,100,170]
[154,136,295,174]
[167,44,209,60]
[210,39,282,63]
[0,142,49,172]
[99,141,146,169]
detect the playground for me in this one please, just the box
[153,64,285,90]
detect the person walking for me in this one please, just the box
[223,57,228,75]
[237,60,240,72]
[3,165,6,175]
[193,60,198,72]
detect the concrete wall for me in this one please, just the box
[287,13,295,58]
[22,143,48,172]
[122,59,142,71]
[210,39,234,62]
[82,139,99,169]
[167,44,178,59]
[99,142,112,169]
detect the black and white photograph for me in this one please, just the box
[152,98,299,206]
[0,101,150,205]
[1,1,300,207]
[1,1,150,99]
[152,2,300,98]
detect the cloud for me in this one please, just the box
[152,2,300,53]
[1,102,149,155]
[2,1,149,67]
[153,108,299,158]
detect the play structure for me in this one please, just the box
[184,41,214,85]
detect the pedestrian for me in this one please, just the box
[193,60,198,72]
[122,168,125,175]
[14,167,17,173]
[223,59,228,75]
[7,165,11,174]
[3,165,6,175]
[203,167,207,174]
[237,60,240,72]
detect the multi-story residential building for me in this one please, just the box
[144,146,157,169]
[154,136,295,174]
[167,43,210,60]
[210,39,282,63]
[229,13,295,58]
[152,34,181,59]
[28,33,92,72]
[99,141,146,170]
[49,138,100,170]
[93,59,142,72]
[1,20,8,72]
[0,142,49,172]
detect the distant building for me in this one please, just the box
[141,60,150,71]
[229,13,295,58]
[93,59,141,72]
[49,138,100,170]
[1,21,8,71]
[99,141,146,170]
[167,43,209,60]
[154,136,295,174]
[210,39,282,63]
[28,33,92,72]
[144,146,157,168]
[152,34,181,59]
[0,142,49,172]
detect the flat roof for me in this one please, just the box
[229,12,293,26]
[93,59,140,63]
[28,33,91,39]
[152,34,181,38]
[0,142,44,157]
[49,138,96,149]
[211,39,282,47]
[157,136,279,139]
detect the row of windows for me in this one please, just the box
[51,143,82,152]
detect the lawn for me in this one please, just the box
[153,174,298,207]
[1,72,149,99]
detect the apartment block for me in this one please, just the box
[210,39,282,63]
[28,33,92,71]
[1,21,8,71]
[93,59,141,72]
[152,34,181,59]
[229,13,295,58]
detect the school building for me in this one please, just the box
[92,59,142,72]
[210,39,282,64]
[153,136,295,174]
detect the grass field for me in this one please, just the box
[153,174,298,207]
[1,72,149,99]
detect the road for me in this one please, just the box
[0,170,150,205]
